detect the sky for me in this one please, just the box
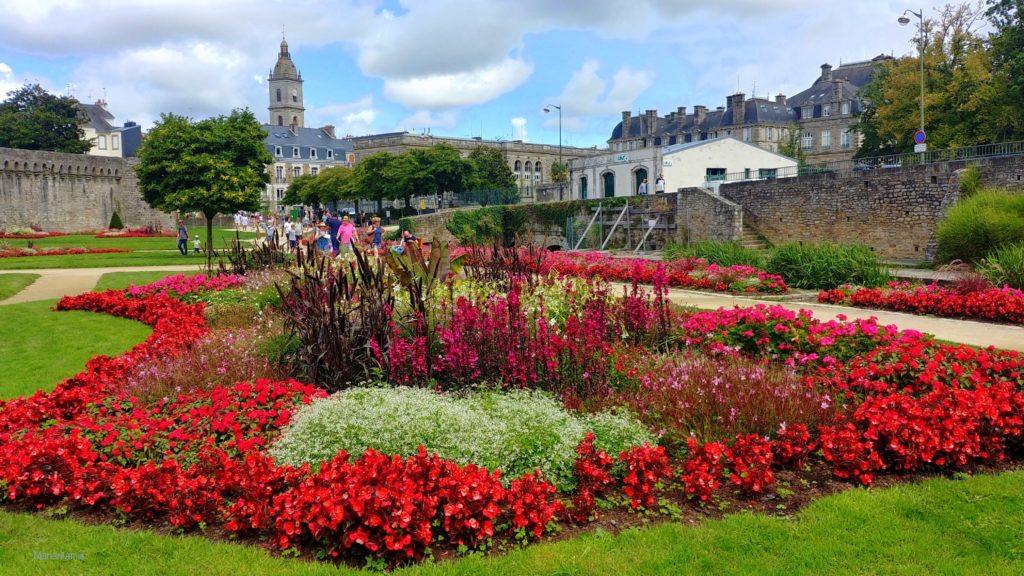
[0,0,931,149]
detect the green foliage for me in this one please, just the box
[468,145,516,190]
[270,386,654,488]
[985,0,1024,141]
[446,206,520,246]
[108,211,124,230]
[664,241,765,268]
[958,165,982,197]
[397,217,415,235]
[776,123,806,164]
[0,84,91,153]
[135,109,272,263]
[978,242,1024,290]
[936,189,1024,263]
[765,243,889,289]
[550,161,568,183]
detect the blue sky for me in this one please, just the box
[0,0,930,148]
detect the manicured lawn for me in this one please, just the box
[0,251,209,270]
[25,228,258,250]
[0,470,1022,575]
[0,273,39,300]
[93,271,200,292]
[0,299,151,399]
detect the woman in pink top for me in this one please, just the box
[337,215,357,254]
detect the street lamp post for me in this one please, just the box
[544,104,562,200]
[898,9,926,139]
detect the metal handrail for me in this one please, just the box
[712,140,1024,184]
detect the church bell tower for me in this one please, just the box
[268,38,305,128]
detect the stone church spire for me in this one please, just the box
[268,36,304,128]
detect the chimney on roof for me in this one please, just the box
[289,123,298,135]
[95,98,107,107]
[728,93,746,124]
[645,109,657,136]
[322,124,335,138]
[775,93,786,105]
[677,106,686,119]
[821,63,833,81]
[832,79,844,102]
[621,111,632,139]
[694,105,707,126]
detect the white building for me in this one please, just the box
[568,137,797,199]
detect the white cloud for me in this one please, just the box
[382,58,533,109]
[548,60,654,131]
[307,95,378,137]
[397,110,458,133]
[511,117,528,142]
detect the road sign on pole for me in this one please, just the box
[914,130,926,145]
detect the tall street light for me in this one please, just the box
[898,9,925,139]
[544,104,562,200]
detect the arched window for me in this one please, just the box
[277,115,283,126]
[535,163,542,181]
[514,160,521,173]
[580,176,588,200]
[602,172,615,198]
[525,161,532,174]
[292,88,298,103]
[276,88,282,102]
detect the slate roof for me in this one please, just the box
[80,103,115,132]
[787,56,890,108]
[262,125,353,161]
[610,97,796,142]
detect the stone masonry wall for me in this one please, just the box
[720,155,1024,262]
[0,147,174,231]
[676,187,743,243]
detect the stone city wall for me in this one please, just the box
[0,147,174,232]
[676,187,743,243]
[720,155,1024,261]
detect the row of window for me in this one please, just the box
[95,134,121,151]
[512,160,544,174]
[801,129,853,151]
[796,101,852,120]
[274,146,335,160]
[274,165,320,181]
[275,87,299,103]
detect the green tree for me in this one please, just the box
[283,173,316,206]
[550,161,568,183]
[135,109,271,266]
[0,84,91,153]
[777,123,806,163]
[351,152,396,215]
[467,145,516,190]
[985,0,1024,140]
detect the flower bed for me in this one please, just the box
[0,231,73,239]
[125,273,245,300]
[539,251,788,294]
[95,229,176,238]
[0,247,130,259]
[818,283,1024,324]
[2,260,1024,568]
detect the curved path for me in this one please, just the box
[0,265,201,305]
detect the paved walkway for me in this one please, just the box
[0,265,201,305]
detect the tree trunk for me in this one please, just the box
[204,210,217,273]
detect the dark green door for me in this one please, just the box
[634,168,648,194]
[603,172,615,198]
[580,176,588,200]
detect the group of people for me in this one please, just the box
[258,210,416,258]
[637,173,667,196]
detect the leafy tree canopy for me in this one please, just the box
[467,145,516,190]
[0,84,91,153]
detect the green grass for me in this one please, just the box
[0,299,151,399]
[0,251,210,270]
[23,227,258,250]
[0,273,39,300]
[93,271,200,292]
[0,470,1022,575]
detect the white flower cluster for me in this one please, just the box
[270,386,654,489]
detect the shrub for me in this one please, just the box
[270,386,654,489]
[664,240,764,268]
[936,189,1024,263]
[979,242,1024,290]
[108,211,124,229]
[958,165,981,197]
[765,243,888,289]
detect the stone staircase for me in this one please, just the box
[739,224,770,251]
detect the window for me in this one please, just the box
[275,146,282,157]
[821,129,832,150]
[524,161,532,174]
[823,104,832,117]
[311,167,318,176]
[841,101,851,115]
[327,149,333,159]
[742,127,751,142]
[759,168,777,179]
[292,88,298,103]
[628,141,636,150]
[767,127,775,141]
[277,115,283,126]
[292,147,299,158]
[706,168,726,181]
[580,176,588,200]
[112,135,120,150]
[841,129,852,149]
[293,166,301,177]
[276,88,281,102]
[310,148,317,159]
[744,168,751,179]
[97,135,107,150]
[514,160,521,173]
[801,131,813,150]
[535,164,542,181]
[291,116,297,125]
[275,166,283,181]
[276,188,284,200]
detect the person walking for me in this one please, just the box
[337,215,356,255]
[655,173,666,194]
[326,211,342,255]
[315,222,331,252]
[176,221,188,256]
[367,217,383,255]
[285,218,296,249]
